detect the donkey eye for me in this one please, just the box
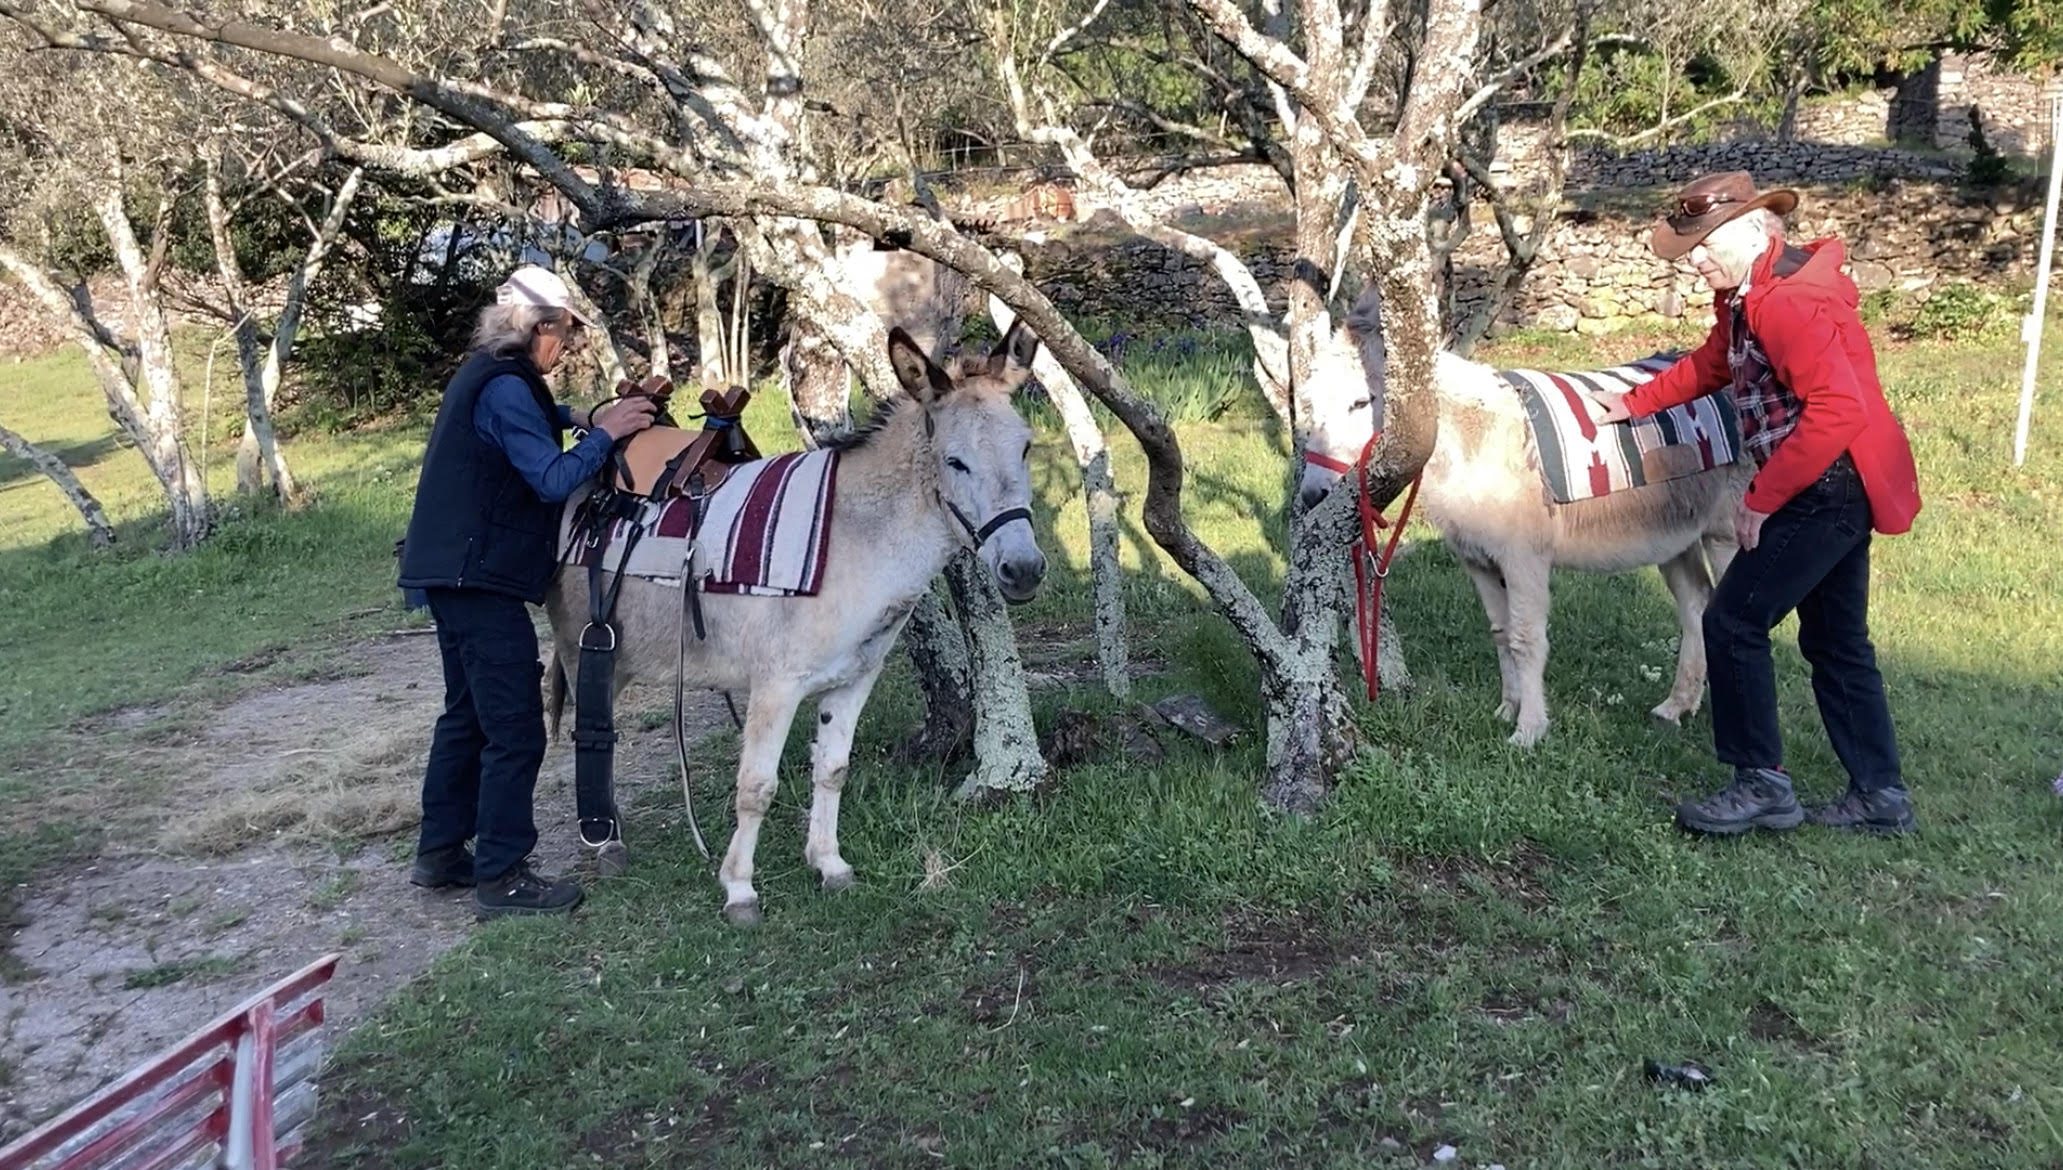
[946,457,970,473]
[1349,397,1372,412]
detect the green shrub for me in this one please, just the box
[1905,282,2019,343]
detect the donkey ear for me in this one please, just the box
[983,316,1040,385]
[888,326,956,402]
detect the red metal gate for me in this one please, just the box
[1,953,342,1170]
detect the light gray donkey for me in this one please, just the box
[548,322,1048,925]
[1298,287,1750,747]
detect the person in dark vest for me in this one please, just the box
[398,265,657,917]
[1591,173,1923,837]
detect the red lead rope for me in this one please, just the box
[1347,430,1422,701]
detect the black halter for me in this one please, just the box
[946,500,1033,548]
[921,403,1031,550]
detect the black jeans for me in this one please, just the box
[1705,456,1904,792]
[417,587,547,882]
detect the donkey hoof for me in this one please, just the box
[1493,700,1519,723]
[820,869,857,894]
[722,900,763,928]
[1507,722,1546,749]
[595,840,630,878]
[1649,702,1689,726]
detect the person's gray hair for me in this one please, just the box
[471,302,568,357]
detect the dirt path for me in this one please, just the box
[0,631,736,1142]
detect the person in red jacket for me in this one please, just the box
[1592,172,1923,836]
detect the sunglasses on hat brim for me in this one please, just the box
[1674,192,1740,219]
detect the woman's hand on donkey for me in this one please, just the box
[1589,389,1633,424]
[1734,498,1770,550]
[594,395,660,441]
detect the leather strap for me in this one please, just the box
[573,488,642,849]
[567,391,759,860]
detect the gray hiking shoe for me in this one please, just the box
[409,843,476,889]
[1809,785,1916,835]
[474,861,584,920]
[1675,767,1805,836]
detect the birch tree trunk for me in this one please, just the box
[946,552,1048,797]
[626,239,671,382]
[691,225,739,387]
[779,314,850,444]
[896,590,975,764]
[0,423,116,547]
[204,154,298,504]
[3,179,207,551]
[989,286,1130,699]
[96,186,210,549]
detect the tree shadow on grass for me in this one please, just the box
[0,432,126,494]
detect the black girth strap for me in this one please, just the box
[574,487,644,849]
[566,386,759,865]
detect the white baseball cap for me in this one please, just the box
[495,264,595,328]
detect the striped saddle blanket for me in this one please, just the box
[563,449,839,596]
[1499,353,1742,504]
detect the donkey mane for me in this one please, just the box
[820,396,914,453]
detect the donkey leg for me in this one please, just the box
[1499,557,1554,748]
[1652,548,1715,724]
[1702,532,1740,583]
[1461,560,1519,723]
[717,684,805,927]
[805,673,883,893]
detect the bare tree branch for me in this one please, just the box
[1567,87,1749,144]
[1041,0,1112,64]
[74,0,609,203]
[1455,26,1573,124]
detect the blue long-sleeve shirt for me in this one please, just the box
[472,374,613,502]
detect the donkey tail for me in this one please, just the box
[547,651,569,743]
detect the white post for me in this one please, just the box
[2014,95,2063,467]
[224,1026,259,1170]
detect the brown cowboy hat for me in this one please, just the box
[1649,171,1800,261]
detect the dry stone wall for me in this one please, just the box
[1790,54,2060,157]
[1023,164,2047,335]
[1450,179,2044,337]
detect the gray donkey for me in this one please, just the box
[1299,287,1749,747]
[548,323,1048,924]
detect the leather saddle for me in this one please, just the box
[604,378,762,500]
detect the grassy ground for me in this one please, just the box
[5,321,2063,1167]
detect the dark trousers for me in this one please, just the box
[1705,456,1903,792]
[417,587,547,882]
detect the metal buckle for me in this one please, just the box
[579,622,617,652]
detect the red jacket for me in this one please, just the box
[1623,239,1921,535]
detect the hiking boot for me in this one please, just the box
[1675,767,1804,836]
[1810,785,1916,836]
[409,843,476,889]
[474,861,584,920]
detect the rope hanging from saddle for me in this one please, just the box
[1348,429,1422,703]
[569,377,760,866]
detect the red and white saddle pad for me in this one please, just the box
[1498,352,1742,504]
[564,449,839,597]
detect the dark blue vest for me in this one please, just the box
[396,351,565,603]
